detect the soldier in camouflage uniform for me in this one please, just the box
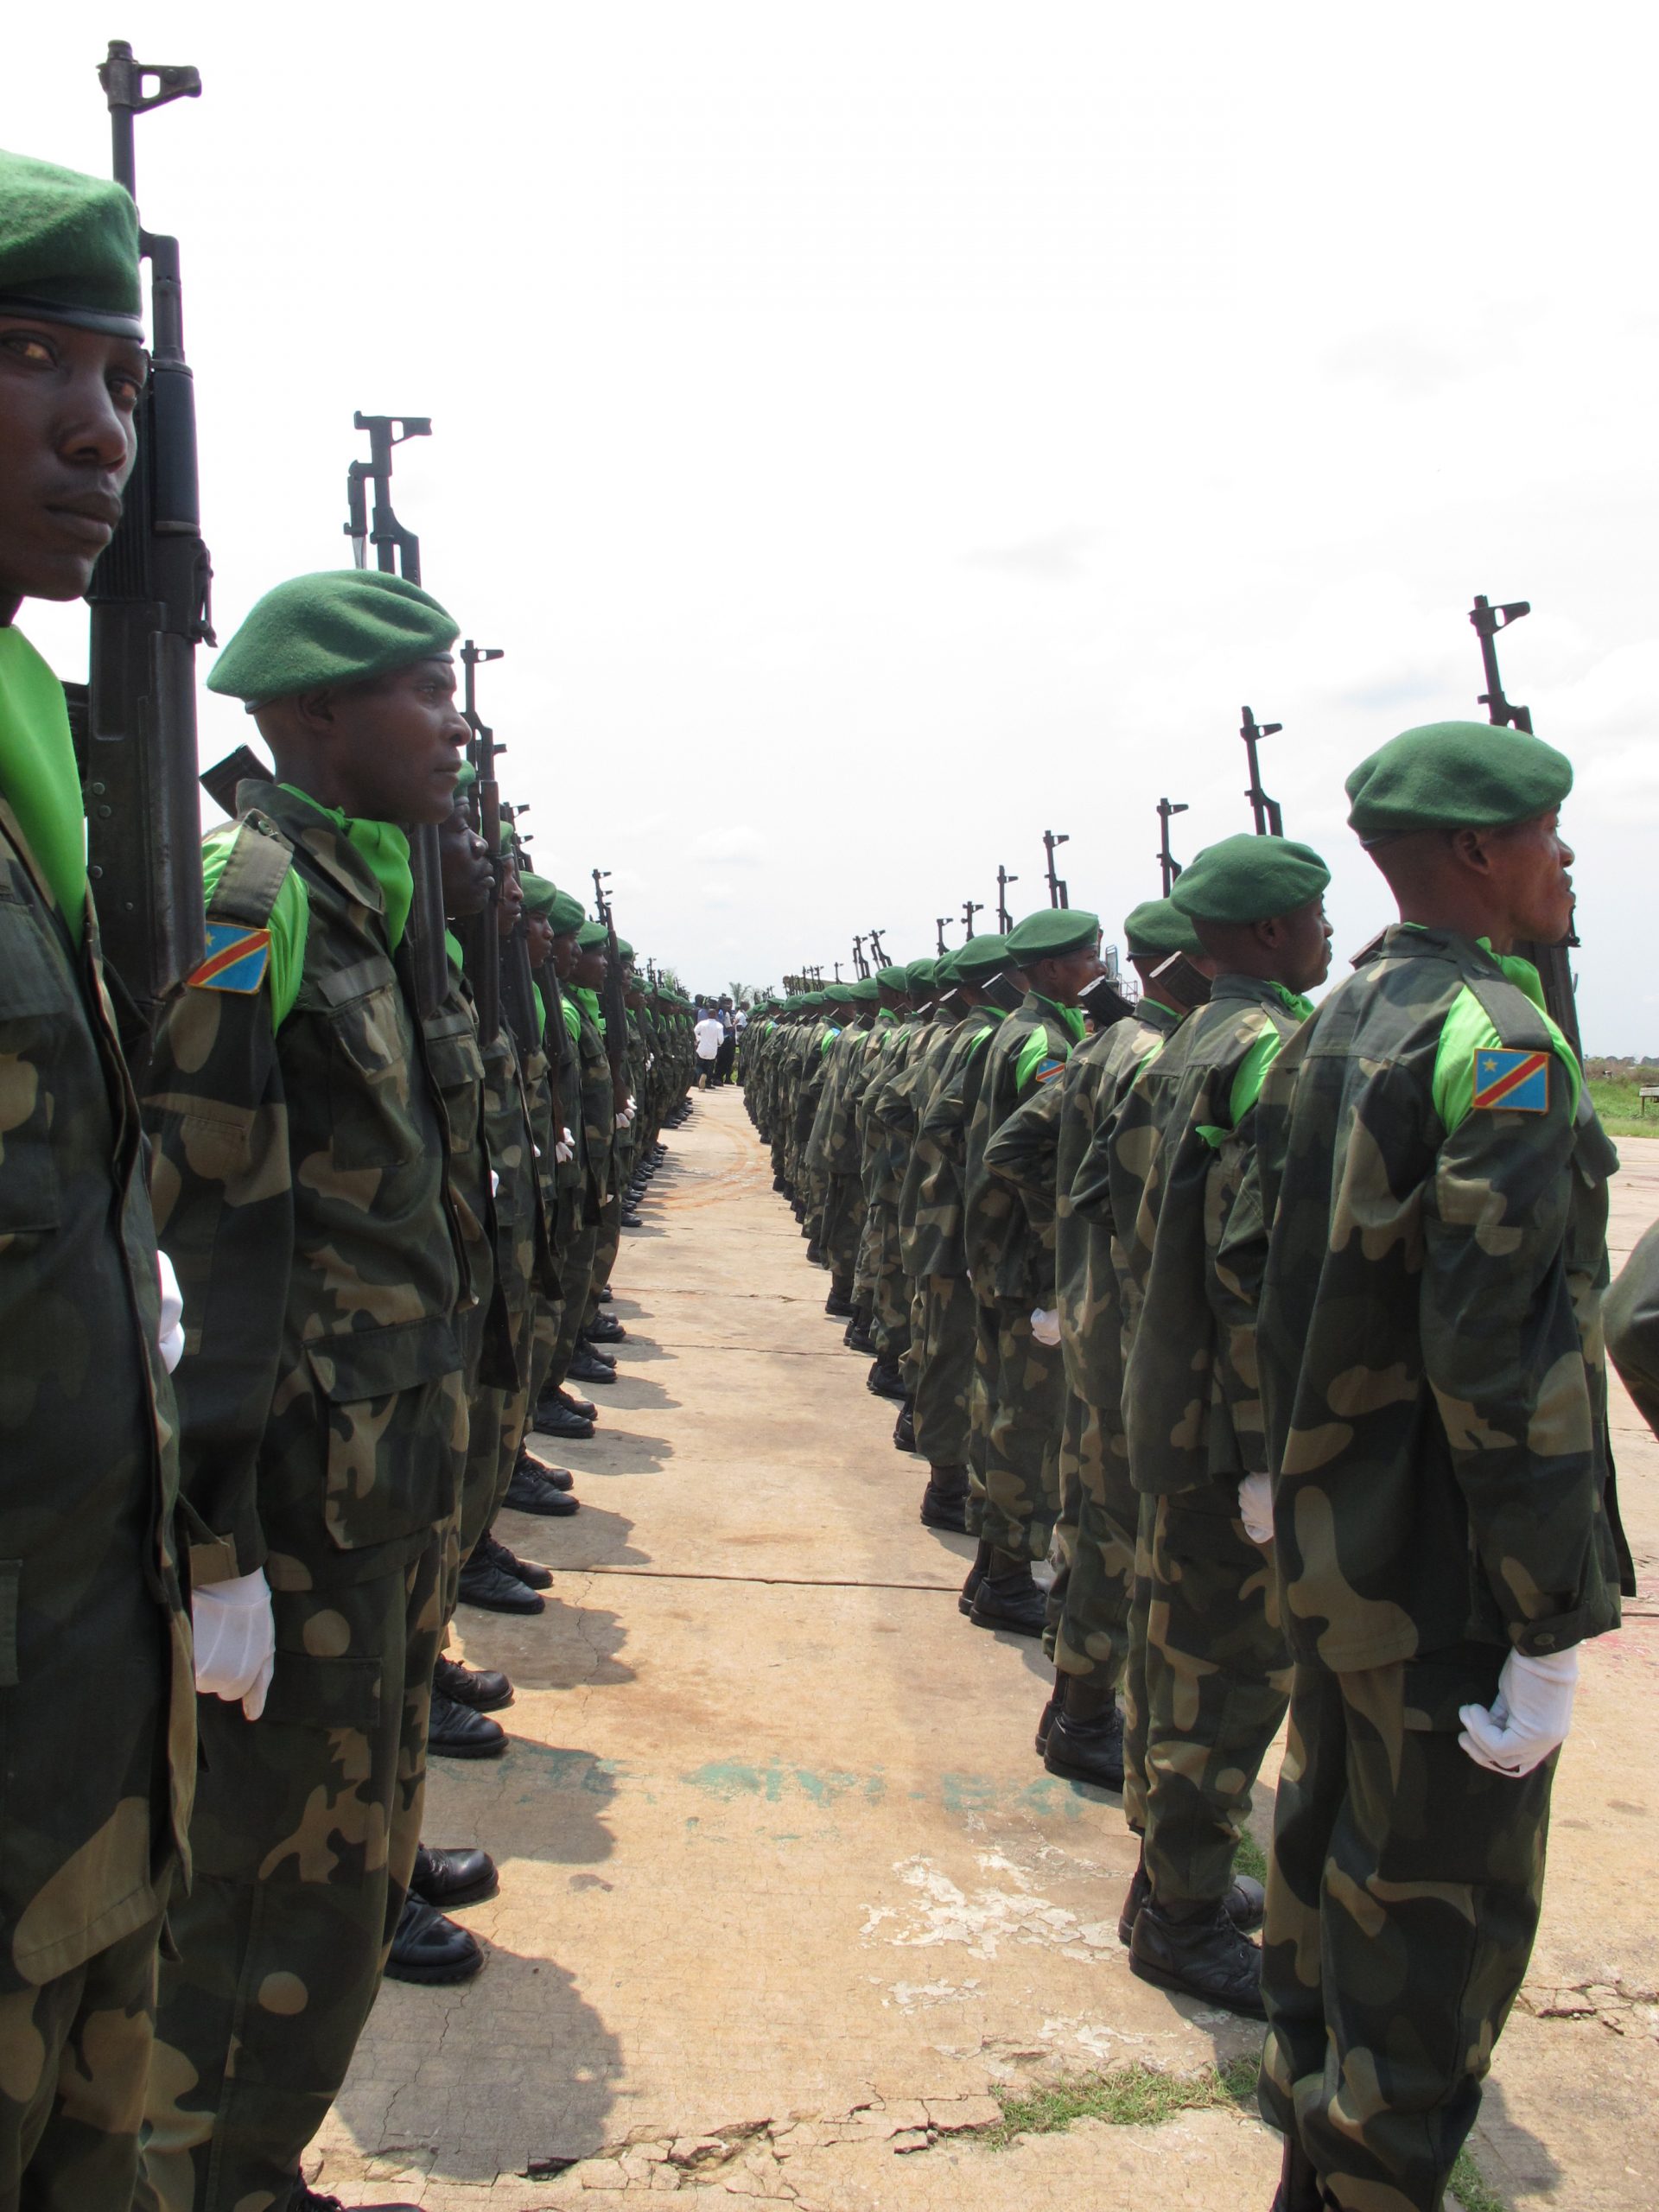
[983,899,1214,1790]
[536,920,618,1433]
[900,937,1021,1529]
[1077,835,1330,2016]
[140,570,474,2212]
[807,979,878,1323]
[0,149,197,2209]
[1223,725,1631,2212]
[855,961,932,1398]
[959,906,1101,1634]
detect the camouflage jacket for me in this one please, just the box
[987,999,1181,1404]
[1096,973,1309,1497]
[807,1019,875,1178]
[0,785,194,1989]
[1223,924,1630,1669]
[903,1008,1005,1281]
[963,990,1084,1300]
[568,989,614,1216]
[146,779,464,1580]
[480,1015,556,1330]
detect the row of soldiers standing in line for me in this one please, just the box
[0,135,701,2212]
[741,721,1639,2212]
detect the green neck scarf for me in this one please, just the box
[279,783,413,950]
[575,982,603,1033]
[0,627,86,944]
[1033,991,1087,1044]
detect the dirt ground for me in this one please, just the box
[311,1089,1659,2211]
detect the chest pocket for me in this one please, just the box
[322,956,419,1173]
[0,885,75,1239]
[422,1007,486,1152]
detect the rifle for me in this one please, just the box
[851,933,869,978]
[341,411,448,1017]
[1468,594,1581,1056]
[496,802,539,1057]
[1042,830,1071,907]
[962,897,983,940]
[1157,798,1188,893]
[79,41,211,1030]
[868,926,889,967]
[1240,707,1284,836]
[592,868,632,1111]
[935,917,950,956]
[458,641,504,1046]
[995,865,1018,933]
[200,741,270,820]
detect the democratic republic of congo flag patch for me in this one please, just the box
[188,921,272,994]
[1471,1046,1549,1112]
[1033,1056,1067,1085]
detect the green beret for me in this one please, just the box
[0,149,142,337]
[548,887,585,936]
[848,977,882,1003]
[953,933,1015,982]
[1123,897,1205,961]
[518,871,557,917]
[1171,835,1331,925]
[1003,907,1101,961]
[904,957,938,991]
[207,570,460,704]
[1344,720,1573,844]
[453,760,477,792]
[874,964,909,990]
[575,919,608,952]
[615,937,634,962]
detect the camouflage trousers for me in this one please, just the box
[140,1532,448,2212]
[818,1176,864,1290]
[585,1195,620,1332]
[0,1905,163,2210]
[457,1297,538,1571]
[968,1294,1064,1560]
[1041,1391,1087,1655]
[1045,1399,1135,1686]
[907,1272,976,1468]
[1260,1653,1552,2212]
[547,1221,601,1393]
[861,1205,910,1363]
[1131,1487,1291,1909]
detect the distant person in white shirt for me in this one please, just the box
[694,1008,724,1087]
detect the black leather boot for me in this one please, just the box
[824,1280,855,1319]
[1034,1680,1062,1758]
[1128,1896,1267,2018]
[958,1537,991,1615]
[383,1894,483,1986]
[892,1398,918,1453]
[505,1456,579,1516]
[1116,1847,1266,1945]
[567,1345,617,1386]
[434,1652,512,1712]
[410,1843,499,1909]
[866,1357,907,1402]
[968,1549,1047,1637]
[427,1691,508,1758]
[1044,1674,1125,1790]
[534,1395,594,1440]
[921,1465,969,1533]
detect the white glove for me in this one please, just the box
[490,1169,500,1195]
[615,1103,637,1130]
[156,1249,185,1374]
[1237,1471,1274,1544]
[1029,1307,1061,1346]
[191,1568,276,1721]
[1459,1648,1579,1777]
[556,1126,575,1164]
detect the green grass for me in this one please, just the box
[1448,2146,1507,2212]
[1588,1076,1659,1141]
[984,2054,1258,2146]
[1233,1832,1268,1884]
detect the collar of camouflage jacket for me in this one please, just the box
[275,782,413,950]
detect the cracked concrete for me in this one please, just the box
[309,1094,1659,2210]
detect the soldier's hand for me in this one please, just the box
[192,1567,276,1722]
[1459,1648,1579,1777]
[1237,1472,1274,1547]
[156,1249,186,1374]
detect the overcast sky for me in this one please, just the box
[15,3,1657,1042]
